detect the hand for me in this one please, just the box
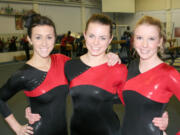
[25,107,41,124]
[16,124,33,135]
[152,111,168,131]
[107,52,121,66]
[163,131,167,135]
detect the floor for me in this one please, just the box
[0,59,179,135]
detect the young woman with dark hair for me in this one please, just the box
[0,11,70,135]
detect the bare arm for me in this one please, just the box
[0,70,33,134]
[5,114,33,135]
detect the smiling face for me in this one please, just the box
[28,25,55,58]
[84,22,113,57]
[134,24,163,61]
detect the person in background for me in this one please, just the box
[20,34,30,60]
[75,33,85,56]
[119,27,132,64]
[0,37,5,52]
[9,36,17,51]
[122,15,179,135]
[60,30,75,57]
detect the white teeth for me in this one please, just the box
[40,48,49,53]
[140,49,149,54]
[92,47,99,50]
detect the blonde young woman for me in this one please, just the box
[122,16,180,135]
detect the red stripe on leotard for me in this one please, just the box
[24,54,69,97]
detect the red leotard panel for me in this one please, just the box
[65,59,127,135]
[122,60,180,135]
[24,54,70,97]
[123,63,180,103]
[69,62,127,103]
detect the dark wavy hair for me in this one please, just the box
[23,10,56,38]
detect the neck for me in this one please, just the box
[139,55,163,73]
[81,53,108,67]
[27,55,51,71]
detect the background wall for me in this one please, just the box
[0,2,101,35]
[135,0,166,11]
[102,0,135,13]
[1,0,180,50]
[38,5,81,34]
[0,3,32,34]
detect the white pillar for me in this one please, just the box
[81,0,86,32]
[166,11,172,40]
[165,0,172,40]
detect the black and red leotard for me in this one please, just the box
[0,54,69,135]
[65,58,127,135]
[122,59,180,135]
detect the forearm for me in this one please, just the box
[5,114,21,134]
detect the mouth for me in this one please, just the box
[91,47,100,51]
[40,48,49,52]
[140,49,150,54]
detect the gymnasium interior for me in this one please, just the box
[0,0,179,134]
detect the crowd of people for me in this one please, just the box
[0,10,179,135]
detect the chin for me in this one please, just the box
[140,55,153,61]
[91,52,104,56]
[40,53,51,58]
[90,50,106,56]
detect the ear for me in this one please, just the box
[83,32,86,40]
[27,36,32,45]
[108,35,113,44]
[158,37,163,47]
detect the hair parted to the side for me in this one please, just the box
[23,10,57,38]
[134,15,166,54]
[85,14,113,37]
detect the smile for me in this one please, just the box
[140,49,150,54]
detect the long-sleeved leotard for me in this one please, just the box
[122,59,180,135]
[0,54,70,135]
[65,58,127,135]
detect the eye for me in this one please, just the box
[89,34,94,38]
[35,36,41,40]
[136,36,142,40]
[100,37,106,40]
[47,36,53,40]
[149,37,155,41]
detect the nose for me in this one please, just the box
[142,39,148,48]
[42,38,47,46]
[94,37,99,45]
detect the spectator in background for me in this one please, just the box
[9,36,17,51]
[75,33,85,56]
[119,31,131,64]
[0,37,5,52]
[60,30,75,57]
[20,34,30,60]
